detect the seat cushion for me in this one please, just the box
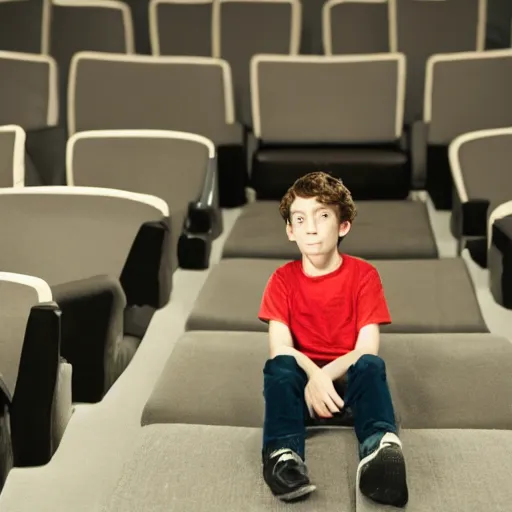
[105,425,512,512]
[223,200,438,260]
[142,331,512,430]
[185,258,487,333]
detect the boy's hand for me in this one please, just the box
[305,368,344,418]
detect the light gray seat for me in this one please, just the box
[396,0,484,125]
[0,0,49,54]
[222,200,438,260]
[449,128,512,258]
[488,201,512,309]
[0,125,25,188]
[67,130,221,272]
[212,0,300,126]
[0,187,171,403]
[323,0,393,55]
[50,0,134,133]
[186,258,487,333]
[142,331,512,430]
[105,424,512,512]
[0,272,69,470]
[149,0,213,56]
[420,49,512,209]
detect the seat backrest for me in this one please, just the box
[323,0,395,55]
[450,128,512,210]
[50,0,134,129]
[396,0,485,123]
[0,125,25,188]
[0,187,168,286]
[251,54,405,144]
[0,51,58,130]
[149,0,213,56]
[0,0,50,54]
[66,130,214,273]
[425,49,512,145]
[68,52,237,144]
[212,0,300,126]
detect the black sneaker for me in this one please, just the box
[357,433,408,508]
[263,448,316,501]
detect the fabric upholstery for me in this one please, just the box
[0,130,16,188]
[142,331,512,430]
[222,200,438,260]
[185,258,487,333]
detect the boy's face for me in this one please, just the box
[286,196,351,256]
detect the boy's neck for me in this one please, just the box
[301,250,343,277]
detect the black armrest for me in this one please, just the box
[0,386,12,490]
[120,220,171,309]
[10,303,61,467]
[410,120,428,190]
[491,216,512,308]
[461,199,490,237]
[178,231,212,270]
[25,125,67,186]
[52,276,126,403]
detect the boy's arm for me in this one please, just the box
[269,320,321,378]
[322,324,380,381]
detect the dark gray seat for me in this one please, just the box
[212,0,300,126]
[105,424,512,512]
[67,129,221,271]
[223,200,438,260]
[68,52,246,207]
[419,49,512,209]
[0,187,171,403]
[142,331,512,430]
[0,272,67,471]
[186,258,487,333]
[0,125,25,188]
[149,0,213,56]
[322,0,393,55]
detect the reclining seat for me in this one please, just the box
[67,129,221,271]
[322,0,395,55]
[0,0,50,54]
[449,127,512,265]
[0,187,171,403]
[418,49,512,209]
[0,125,25,188]
[224,53,439,260]
[488,200,512,309]
[0,51,65,187]
[212,0,301,128]
[149,0,213,56]
[50,0,135,138]
[0,272,68,476]
[68,51,247,207]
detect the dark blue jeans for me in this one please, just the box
[262,354,397,461]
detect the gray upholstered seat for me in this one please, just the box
[142,331,512,430]
[222,200,438,260]
[0,125,25,188]
[149,0,213,57]
[104,424,512,512]
[323,0,393,55]
[185,258,487,333]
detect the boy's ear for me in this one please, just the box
[286,222,296,241]
[339,221,351,237]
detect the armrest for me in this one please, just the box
[177,231,212,270]
[461,199,490,237]
[120,220,172,309]
[52,275,126,403]
[490,215,512,308]
[410,120,428,190]
[0,390,12,490]
[10,303,61,467]
[188,155,223,239]
[25,125,67,186]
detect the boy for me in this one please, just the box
[258,171,408,507]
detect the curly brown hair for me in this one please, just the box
[279,171,357,224]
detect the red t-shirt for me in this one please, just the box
[258,254,391,365]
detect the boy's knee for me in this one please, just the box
[263,355,303,381]
[354,354,386,373]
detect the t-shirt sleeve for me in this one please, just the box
[356,267,392,332]
[258,270,290,326]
